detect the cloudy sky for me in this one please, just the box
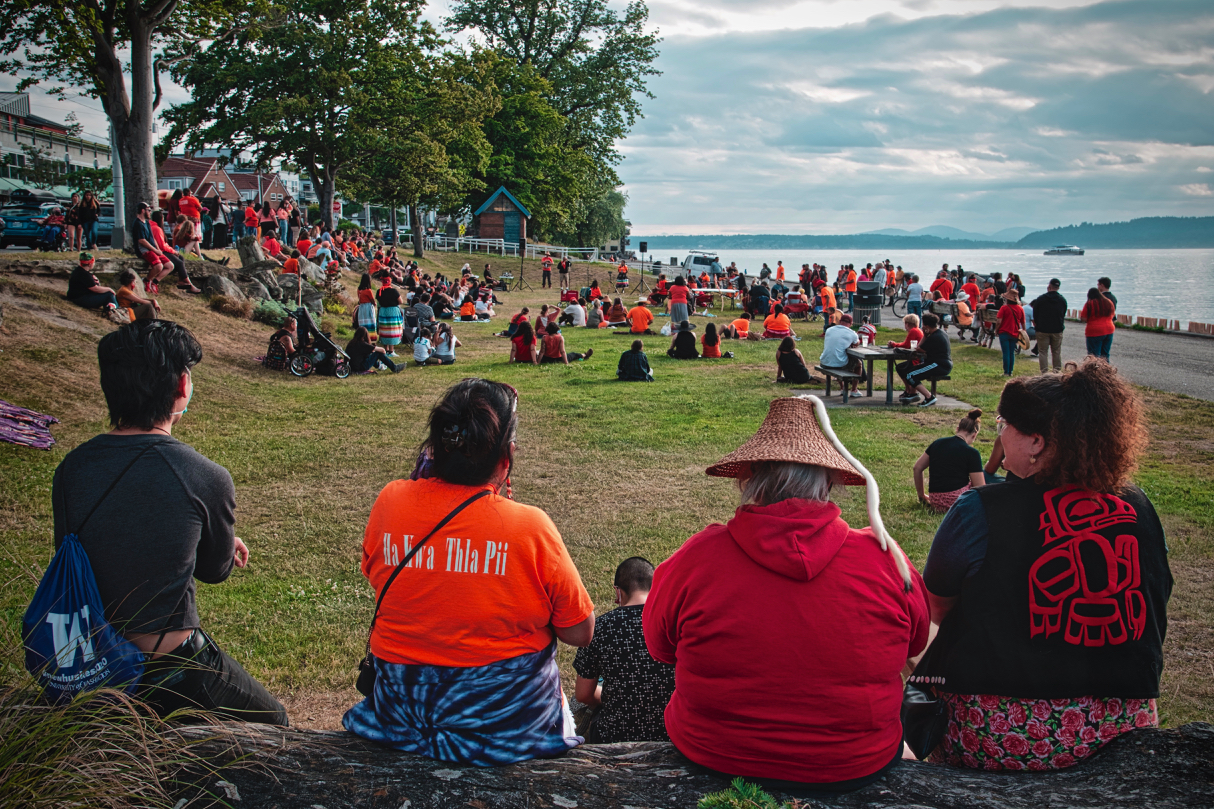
[615,0,1214,234]
[12,0,1214,236]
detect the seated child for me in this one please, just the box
[573,557,675,741]
[616,339,654,382]
[857,315,877,345]
[114,270,160,321]
[413,327,440,366]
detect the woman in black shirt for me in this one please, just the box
[774,337,811,384]
[913,408,985,512]
[345,326,399,373]
[666,321,699,359]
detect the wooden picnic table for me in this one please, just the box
[846,344,915,405]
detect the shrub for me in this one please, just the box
[699,778,799,809]
[323,297,347,317]
[208,294,254,320]
[252,298,294,326]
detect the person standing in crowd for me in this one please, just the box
[63,192,83,252]
[668,276,692,325]
[914,362,1170,770]
[51,320,287,724]
[276,200,291,245]
[1030,279,1067,373]
[77,189,102,249]
[1081,287,1116,361]
[176,188,204,259]
[558,256,572,291]
[288,202,303,247]
[906,275,924,319]
[376,278,404,356]
[66,252,118,313]
[913,409,986,512]
[995,290,1025,377]
[930,269,954,302]
[344,379,594,765]
[354,273,377,334]
[897,313,951,407]
[645,397,927,798]
[574,557,676,743]
[541,253,554,289]
[1097,277,1117,309]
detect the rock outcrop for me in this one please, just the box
[174,722,1214,808]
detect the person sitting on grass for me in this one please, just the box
[762,304,796,340]
[346,326,400,374]
[49,320,287,724]
[721,311,751,340]
[820,313,867,396]
[588,279,605,303]
[912,408,986,512]
[887,313,923,349]
[343,379,594,766]
[510,319,539,365]
[617,339,654,381]
[433,322,462,365]
[667,320,699,359]
[586,300,605,329]
[115,269,160,321]
[644,396,927,798]
[413,327,441,366]
[281,250,301,276]
[627,301,655,334]
[604,298,630,327]
[540,322,594,364]
[499,307,530,337]
[560,298,587,328]
[66,252,119,314]
[648,274,669,306]
[896,313,951,407]
[701,322,723,358]
[263,316,297,371]
[775,337,811,384]
[574,557,676,742]
[459,296,477,322]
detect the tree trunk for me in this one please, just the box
[173,723,1214,808]
[389,207,398,243]
[410,203,425,258]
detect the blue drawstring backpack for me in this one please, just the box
[23,448,150,703]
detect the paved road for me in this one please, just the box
[1019,328,1214,401]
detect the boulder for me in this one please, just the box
[247,269,282,300]
[240,260,284,279]
[203,275,246,300]
[298,257,326,284]
[242,280,273,301]
[236,235,266,268]
[173,723,1214,808]
[276,274,323,313]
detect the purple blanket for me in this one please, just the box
[0,400,60,450]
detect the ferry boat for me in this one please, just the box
[1043,245,1085,255]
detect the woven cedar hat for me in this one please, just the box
[707,397,865,485]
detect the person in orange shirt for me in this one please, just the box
[762,304,796,340]
[344,380,594,765]
[844,265,858,313]
[776,261,785,282]
[819,284,837,313]
[627,302,655,334]
[281,251,300,275]
[721,311,758,341]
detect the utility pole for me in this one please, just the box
[110,122,125,251]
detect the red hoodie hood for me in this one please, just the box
[725,498,851,582]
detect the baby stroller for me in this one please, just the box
[289,307,351,378]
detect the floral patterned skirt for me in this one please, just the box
[929,693,1157,771]
[928,485,970,513]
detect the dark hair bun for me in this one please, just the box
[967,408,982,420]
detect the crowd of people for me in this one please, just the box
[48,328,1171,795]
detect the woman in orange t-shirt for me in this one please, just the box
[345,379,595,765]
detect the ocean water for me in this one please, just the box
[645,248,1214,324]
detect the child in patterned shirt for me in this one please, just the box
[573,557,676,743]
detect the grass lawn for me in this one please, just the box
[1,248,1211,730]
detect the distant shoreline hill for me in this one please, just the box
[635,216,1214,251]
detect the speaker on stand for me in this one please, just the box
[635,241,649,292]
[512,237,532,291]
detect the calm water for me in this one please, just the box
[650,249,1214,324]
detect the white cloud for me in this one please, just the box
[1179,183,1213,196]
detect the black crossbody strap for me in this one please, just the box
[67,444,157,536]
[367,488,492,637]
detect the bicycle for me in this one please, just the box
[888,283,909,317]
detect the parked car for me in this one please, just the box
[0,203,50,249]
[96,203,116,247]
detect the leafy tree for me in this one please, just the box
[70,166,116,194]
[163,0,431,228]
[0,0,251,248]
[444,0,659,242]
[17,145,64,190]
[339,49,498,257]
[552,181,627,249]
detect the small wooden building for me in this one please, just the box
[472,186,531,244]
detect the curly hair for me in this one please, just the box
[997,359,1148,493]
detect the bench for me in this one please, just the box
[815,365,863,403]
[927,374,950,398]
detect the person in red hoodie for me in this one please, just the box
[644,396,929,798]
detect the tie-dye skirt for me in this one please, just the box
[343,641,579,766]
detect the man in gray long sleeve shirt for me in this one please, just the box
[50,319,286,724]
